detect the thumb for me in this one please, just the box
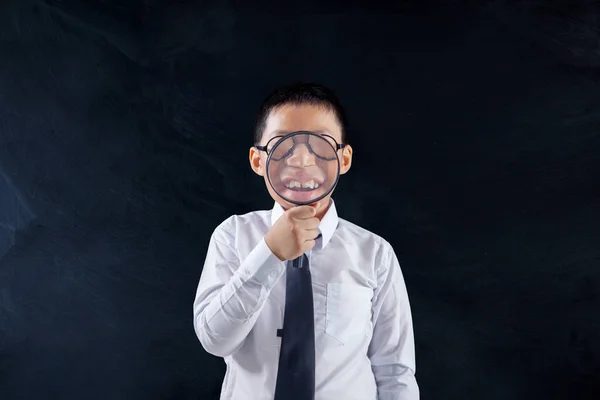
[289,204,318,218]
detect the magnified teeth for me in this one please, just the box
[285,180,320,190]
[302,180,315,189]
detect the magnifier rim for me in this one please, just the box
[265,130,341,206]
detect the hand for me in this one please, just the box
[264,205,320,261]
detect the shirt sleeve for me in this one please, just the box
[193,219,286,357]
[368,242,420,400]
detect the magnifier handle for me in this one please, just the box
[291,255,305,269]
[290,203,311,269]
[292,256,301,269]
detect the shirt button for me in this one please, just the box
[269,270,278,279]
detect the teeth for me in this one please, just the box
[302,180,315,189]
[285,180,320,189]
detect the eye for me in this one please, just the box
[266,135,285,152]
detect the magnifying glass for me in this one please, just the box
[265,130,340,268]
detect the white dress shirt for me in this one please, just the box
[193,198,419,400]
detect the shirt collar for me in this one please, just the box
[270,198,339,250]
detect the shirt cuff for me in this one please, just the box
[237,237,286,290]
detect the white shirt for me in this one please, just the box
[193,198,419,400]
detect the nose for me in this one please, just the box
[286,143,315,167]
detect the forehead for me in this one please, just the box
[262,104,342,143]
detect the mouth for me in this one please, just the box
[282,178,323,191]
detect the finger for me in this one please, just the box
[299,228,320,241]
[301,239,316,253]
[287,205,317,219]
[295,218,320,230]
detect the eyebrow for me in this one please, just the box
[269,129,329,137]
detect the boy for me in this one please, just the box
[193,82,419,399]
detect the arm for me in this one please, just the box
[193,219,286,357]
[368,243,419,400]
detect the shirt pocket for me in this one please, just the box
[325,283,373,345]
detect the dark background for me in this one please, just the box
[1,0,599,399]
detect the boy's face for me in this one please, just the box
[249,104,353,219]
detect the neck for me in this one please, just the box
[315,201,330,220]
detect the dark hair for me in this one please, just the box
[254,82,349,146]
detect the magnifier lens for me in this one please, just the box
[266,132,340,206]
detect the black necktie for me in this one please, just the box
[273,253,316,400]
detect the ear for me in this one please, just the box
[339,144,353,175]
[249,146,265,176]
